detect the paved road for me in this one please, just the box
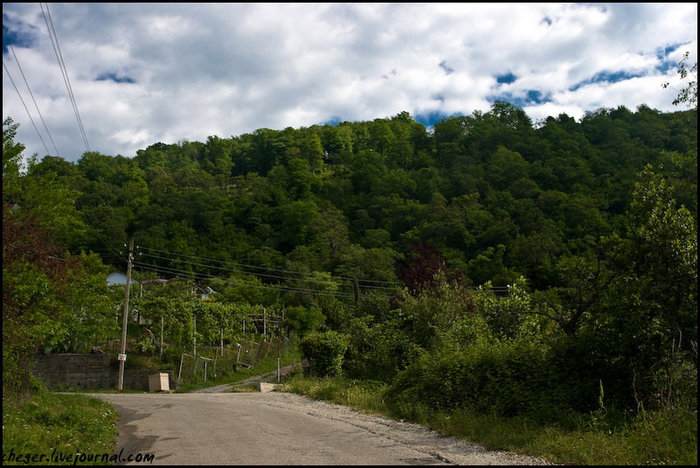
[91,391,551,465]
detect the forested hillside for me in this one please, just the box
[10,103,697,287]
[3,101,697,441]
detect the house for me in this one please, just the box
[106,272,214,300]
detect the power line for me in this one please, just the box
[133,254,357,297]
[137,245,402,289]
[8,45,61,157]
[138,250,353,291]
[2,61,52,156]
[110,244,509,297]
[40,2,90,153]
[132,260,356,298]
[132,245,392,298]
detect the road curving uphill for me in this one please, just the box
[92,391,552,465]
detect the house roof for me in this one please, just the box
[106,272,139,286]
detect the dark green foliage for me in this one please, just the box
[343,314,424,383]
[387,340,568,421]
[284,305,325,337]
[9,103,693,294]
[299,330,350,377]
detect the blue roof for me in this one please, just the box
[106,272,139,286]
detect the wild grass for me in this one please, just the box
[2,384,118,466]
[283,375,390,416]
[281,375,697,466]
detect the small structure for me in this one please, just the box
[149,372,171,392]
[258,382,278,393]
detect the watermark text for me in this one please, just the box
[3,447,155,465]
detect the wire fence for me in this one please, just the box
[178,353,216,382]
[237,338,288,368]
[176,337,291,383]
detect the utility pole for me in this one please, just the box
[117,238,134,391]
[160,316,164,359]
[353,278,360,304]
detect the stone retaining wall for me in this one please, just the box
[32,353,178,391]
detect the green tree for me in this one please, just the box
[612,166,697,353]
[531,253,614,336]
[485,146,529,190]
[299,330,350,377]
[284,305,325,337]
[663,51,698,109]
[3,208,117,395]
[3,117,25,204]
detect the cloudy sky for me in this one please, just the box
[2,2,697,164]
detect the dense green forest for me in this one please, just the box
[3,99,697,431]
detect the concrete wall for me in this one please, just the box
[32,353,178,391]
[33,353,112,389]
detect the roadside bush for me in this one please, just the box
[299,330,349,377]
[387,339,571,422]
[342,316,423,382]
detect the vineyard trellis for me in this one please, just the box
[176,337,287,383]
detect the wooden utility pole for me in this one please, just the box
[117,238,134,391]
[353,278,360,304]
[160,316,164,359]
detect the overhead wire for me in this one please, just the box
[138,249,360,296]
[132,259,356,298]
[137,250,354,291]
[40,2,90,153]
[137,245,402,290]
[8,44,61,157]
[132,244,401,298]
[2,61,52,156]
[111,243,510,297]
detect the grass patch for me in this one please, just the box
[229,383,260,393]
[281,375,697,465]
[2,388,118,465]
[282,375,391,417]
[431,405,697,465]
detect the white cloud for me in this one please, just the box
[2,2,697,163]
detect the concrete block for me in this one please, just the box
[258,382,277,393]
[149,373,170,392]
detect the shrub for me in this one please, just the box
[299,330,349,377]
[342,316,423,382]
[387,340,572,421]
